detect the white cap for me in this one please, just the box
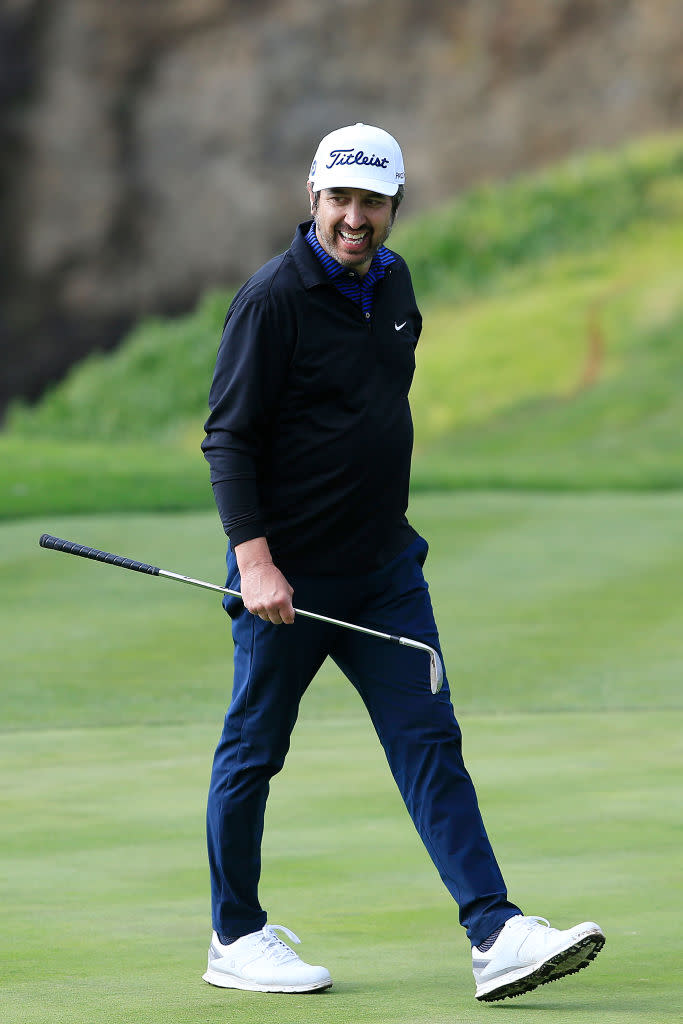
[308,123,405,196]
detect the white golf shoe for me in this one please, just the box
[472,915,605,1001]
[202,924,332,993]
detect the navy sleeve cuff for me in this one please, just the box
[211,478,265,544]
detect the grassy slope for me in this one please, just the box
[1,133,682,520]
[410,221,683,489]
[398,133,683,487]
[1,497,681,1023]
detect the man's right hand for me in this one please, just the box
[234,537,295,625]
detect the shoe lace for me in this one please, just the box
[260,924,303,964]
[510,915,556,957]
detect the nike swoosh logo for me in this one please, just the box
[394,321,407,331]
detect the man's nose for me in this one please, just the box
[344,201,365,228]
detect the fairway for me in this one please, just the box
[1,493,682,1024]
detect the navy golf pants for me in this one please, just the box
[206,535,520,946]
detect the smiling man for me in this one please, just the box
[307,123,403,275]
[200,123,604,1000]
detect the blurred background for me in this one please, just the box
[1,0,681,419]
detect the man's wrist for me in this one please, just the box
[234,536,274,571]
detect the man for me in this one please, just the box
[200,123,605,1000]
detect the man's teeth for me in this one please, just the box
[340,231,367,242]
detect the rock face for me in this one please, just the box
[1,0,681,414]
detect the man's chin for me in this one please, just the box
[336,247,373,272]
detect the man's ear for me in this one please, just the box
[306,181,315,215]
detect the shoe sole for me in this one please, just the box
[475,931,605,1002]
[202,967,333,993]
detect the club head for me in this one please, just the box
[390,636,445,695]
[429,649,444,694]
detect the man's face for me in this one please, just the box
[307,184,396,276]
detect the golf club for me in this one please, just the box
[39,534,444,694]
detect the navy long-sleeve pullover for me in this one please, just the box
[201,221,422,575]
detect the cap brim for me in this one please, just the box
[309,174,399,197]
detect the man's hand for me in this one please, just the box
[234,537,295,625]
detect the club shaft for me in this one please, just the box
[39,533,443,690]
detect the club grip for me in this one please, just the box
[39,534,160,576]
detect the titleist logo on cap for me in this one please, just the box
[325,148,390,170]
[309,124,405,196]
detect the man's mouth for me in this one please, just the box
[338,228,369,248]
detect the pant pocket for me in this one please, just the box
[222,543,243,618]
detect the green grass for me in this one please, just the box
[5,493,681,728]
[1,494,682,1023]
[410,217,683,489]
[410,217,683,439]
[0,436,212,522]
[2,714,678,1024]
[4,290,232,447]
